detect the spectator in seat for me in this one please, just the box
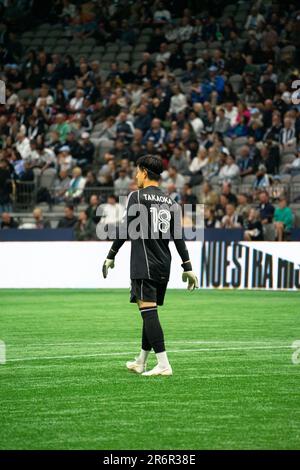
[65,167,86,203]
[236,193,251,222]
[283,149,300,174]
[199,181,219,209]
[189,147,208,175]
[279,117,296,152]
[84,171,100,203]
[104,94,121,119]
[253,164,271,191]
[75,211,96,241]
[116,112,134,143]
[213,107,231,135]
[143,118,166,148]
[0,159,13,214]
[53,114,71,143]
[134,105,152,135]
[218,154,240,183]
[215,194,229,222]
[114,169,131,197]
[32,207,51,229]
[169,146,190,175]
[57,204,78,229]
[274,196,294,241]
[86,194,100,224]
[221,203,243,228]
[97,195,123,235]
[169,84,188,116]
[237,145,254,178]
[16,132,31,160]
[57,145,73,173]
[244,208,264,241]
[65,132,82,162]
[161,166,185,193]
[53,170,71,203]
[137,52,155,80]
[180,183,198,210]
[221,181,238,206]
[205,207,221,228]
[78,132,95,168]
[0,212,19,229]
[258,190,275,226]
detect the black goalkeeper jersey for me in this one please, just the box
[107,185,191,282]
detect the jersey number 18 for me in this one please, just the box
[150,207,171,234]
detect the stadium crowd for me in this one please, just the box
[0,0,300,240]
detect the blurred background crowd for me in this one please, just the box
[0,0,300,240]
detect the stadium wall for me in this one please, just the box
[0,242,299,290]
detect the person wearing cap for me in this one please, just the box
[77,132,95,168]
[58,145,73,173]
[274,197,294,241]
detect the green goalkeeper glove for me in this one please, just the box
[102,259,115,279]
[182,271,199,291]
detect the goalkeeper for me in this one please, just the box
[103,155,198,376]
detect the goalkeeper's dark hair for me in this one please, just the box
[137,155,163,181]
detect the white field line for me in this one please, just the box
[15,340,289,347]
[5,345,292,364]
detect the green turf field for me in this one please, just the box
[0,289,299,450]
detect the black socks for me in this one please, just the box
[140,307,165,354]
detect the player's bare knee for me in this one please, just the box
[138,300,157,309]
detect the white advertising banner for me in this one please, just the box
[0,241,299,290]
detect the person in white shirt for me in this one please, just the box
[218,155,240,182]
[65,166,86,201]
[283,150,300,173]
[114,169,132,196]
[224,102,238,127]
[178,16,194,42]
[189,110,204,138]
[221,203,243,228]
[57,145,73,172]
[16,132,31,160]
[69,89,84,112]
[245,8,265,30]
[156,43,171,64]
[189,147,208,174]
[98,195,123,231]
[169,84,187,115]
[161,166,186,192]
[153,2,172,23]
[37,145,57,172]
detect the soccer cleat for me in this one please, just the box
[126,359,146,374]
[142,364,173,376]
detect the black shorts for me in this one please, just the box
[130,279,168,306]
